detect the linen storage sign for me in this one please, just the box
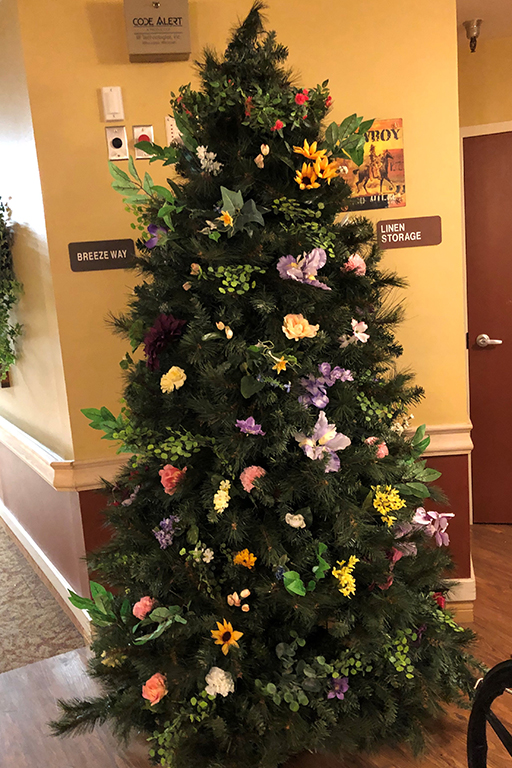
[124,0,191,62]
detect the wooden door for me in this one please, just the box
[464,132,512,523]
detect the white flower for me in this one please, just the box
[285,513,306,529]
[205,667,235,697]
[196,145,223,176]
[203,548,214,563]
[351,319,370,343]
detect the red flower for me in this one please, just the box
[244,97,253,117]
[325,95,333,108]
[295,90,309,106]
[433,591,446,609]
[271,119,284,132]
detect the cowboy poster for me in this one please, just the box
[343,118,405,211]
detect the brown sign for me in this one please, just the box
[69,239,136,272]
[377,215,442,249]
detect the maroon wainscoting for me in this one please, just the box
[426,454,471,579]
[0,444,89,593]
[79,489,112,553]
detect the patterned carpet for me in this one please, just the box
[0,523,85,673]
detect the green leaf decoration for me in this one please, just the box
[221,186,244,212]
[127,155,141,183]
[133,606,187,645]
[283,571,307,597]
[411,424,427,446]
[240,375,265,399]
[312,543,330,580]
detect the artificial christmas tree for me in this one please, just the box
[52,4,477,767]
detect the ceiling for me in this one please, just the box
[457,0,512,40]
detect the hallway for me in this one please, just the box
[0,525,510,768]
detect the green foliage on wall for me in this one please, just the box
[0,199,22,379]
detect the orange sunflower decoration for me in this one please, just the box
[211,619,244,655]
[233,549,257,568]
[293,139,327,162]
[294,162,320,191]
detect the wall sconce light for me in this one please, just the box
[463,19,483,53]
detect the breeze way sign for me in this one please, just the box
[377,216,442,249]
[69,239,136,272]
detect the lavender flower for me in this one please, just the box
[299,364,353,409]
[327,676,349,700]
[153,515,180,550]
[277,248,331,291]
[412,508,455,547]
[143,313,186,371]
[275,566,286,581]
[294,411,351,473]
[236,417,266,436]
[145,224,168,249]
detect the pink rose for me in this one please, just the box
[240,466,266,493]
[343,254,366,276]
[159,465,187,496]
[133,595,156,620]
[365,437,389,459]
[142,672,168,706]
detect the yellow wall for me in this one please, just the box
[0,0,74,458]
[459,35,512,126]
[11,0,467,460]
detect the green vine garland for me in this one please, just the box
[0,199,22,379]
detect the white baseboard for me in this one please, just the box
[447,558,476,602]
[0,499,91,639]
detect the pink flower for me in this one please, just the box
[365,437,389,458]
[271,119,284,132]
[240,465,266,493]
[343,253,366,276]
[295,90,309,105]
[159,464,187,496]
[433,592,446,609]
[142,672,168,706]
[325,95,333,108]
[133,595,156,620]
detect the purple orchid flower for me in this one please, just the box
[236,417,266,436]
[299,364,353,409]
[299,374,330,408]
[317,363,353,386]
[153,514,180,549]
[412,508,455,547]
[294,410,351,473]
[277,247,331,291]
[145,224,168,249]
[327,676,349,700]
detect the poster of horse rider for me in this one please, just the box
[342,118,406,211]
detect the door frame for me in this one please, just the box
[460,120,512,525]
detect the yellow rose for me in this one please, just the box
[160,366,187,393]
[282,313,319,341]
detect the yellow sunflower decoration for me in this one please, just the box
[314,156,339,185]
[294,162,320,191]
[211,619,244,655]
[293,139,327,162]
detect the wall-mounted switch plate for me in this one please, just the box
[165,115,183,146]
[101,86,124,121]
[106,126,129,160]
[133,125,154,159]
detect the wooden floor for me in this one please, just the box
[1,525,511,768]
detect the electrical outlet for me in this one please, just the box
[165,115,183,146]
[133,125,154,159]
[106,126,128,160]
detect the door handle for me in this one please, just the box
[476,333,503,347]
